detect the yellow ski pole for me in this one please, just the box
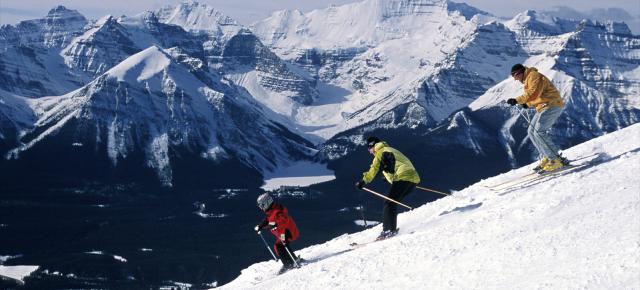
[416,185,450,196]
[362,187,413,210]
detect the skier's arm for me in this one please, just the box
[273,211,290,235]
[362,153,382,184]
[255,218,269,231]
[516,71,543,104]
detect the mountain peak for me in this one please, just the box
[46,5,85,18]
[43,5,87,26]
[106,46,171,82]
[156,1,241,32]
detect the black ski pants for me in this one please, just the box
[275,230,297,268]
[275,242,297,267]
[383,180,416,232]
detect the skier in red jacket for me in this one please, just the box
[254,193,300,272]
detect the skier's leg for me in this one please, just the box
[382,199,397,232]
[383,181,414,232]
[275,242,293,268]
[528,111,544,156]
[396,181,416,201]
[531,106,563,159]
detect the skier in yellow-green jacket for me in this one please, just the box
[355,136,420,240]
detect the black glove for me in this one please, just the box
[506,98,518,106]
[355,180,365,190]
[521,103,529,109]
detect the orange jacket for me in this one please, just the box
[516,67,564,112]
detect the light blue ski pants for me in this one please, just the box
[527,105,563,159]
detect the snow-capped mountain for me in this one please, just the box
[0,46,315,187]
[217,122,640,290]
[298,1,639,187]
[0,2,325,187]
[0,5,88,50]
[155,1,318,109]
[0,6,89,97]
[252,0,637,143]
[251,0,507,139]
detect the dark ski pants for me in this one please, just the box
[274,230,297,268]
[275,242,297,268]
[383,180,416,232]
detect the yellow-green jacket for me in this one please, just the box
[362,141,420,184]
[516,67,564,112]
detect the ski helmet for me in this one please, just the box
[257,193,274,211]
[366,136,381,149]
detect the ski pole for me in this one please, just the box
[416,185,450,196]
[258,231,278,261]
[363,187,413,210]
[282,242,300,268]
[514,105,563,160]
[359,204,368,227]
[515,105,532,124]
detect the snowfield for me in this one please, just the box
[218,123,640,289]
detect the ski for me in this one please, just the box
[484,153,601,190]
[349,241,377,248]
[349,231,414,248]
[350,236,395,248]
[483,172,539,189]
[494,163,588,192]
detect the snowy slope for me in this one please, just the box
[218,123,640,289]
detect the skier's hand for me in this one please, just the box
[254,225,261,233]
[355,180,365,190]
[506,98,518,106]
[280,233,286,242]
[521,103,529,109]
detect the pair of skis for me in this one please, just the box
[483,153,601,192]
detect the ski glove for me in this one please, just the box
[506,98,518,106]
[521,103,529,109]
[280,233,286,242]
[355,180,365,190]
[254,225,261,232]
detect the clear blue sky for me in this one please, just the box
[1,0,638,31]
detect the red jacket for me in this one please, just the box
[263,203,299,242]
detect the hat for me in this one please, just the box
[366,136,381,148]
[511,64,525,76]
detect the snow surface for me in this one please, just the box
[218,123,640,289]
[0,265,39,283]
[261,160,335,190]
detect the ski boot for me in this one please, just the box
[533,157,550,173]
[541,158,566,173]
[278,264,295,275]
[375,229,398,241]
